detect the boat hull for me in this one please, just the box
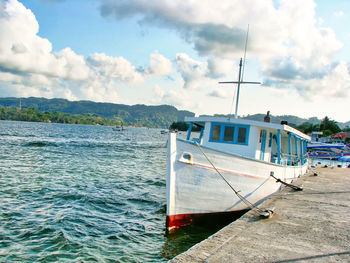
[166,133,308,232]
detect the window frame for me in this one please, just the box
[209,123,250,145]
[211,124,221,141]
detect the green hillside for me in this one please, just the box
[0,97,348,131]
[239,113,321,126]
[208,112,337,127]
[0,97,194,128]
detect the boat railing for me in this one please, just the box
[277,152,307,166]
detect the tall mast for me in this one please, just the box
[219,25,260,118]
[219,61,260,118]
[235,58,243,119]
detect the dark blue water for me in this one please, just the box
[0,121,225,262]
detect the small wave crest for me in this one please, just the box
[24,141,58,147]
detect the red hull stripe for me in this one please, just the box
[166,214,193,232]
[166,210,248,232]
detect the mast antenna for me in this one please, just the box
[219,25,260,119]
[242,24,249,82]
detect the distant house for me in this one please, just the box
[309,131,323,142]
[330,132,350,144]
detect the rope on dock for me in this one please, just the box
[270,171,303,191]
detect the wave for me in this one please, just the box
[24,141,59,147]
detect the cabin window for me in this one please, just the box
[212,125,221,141]
[210,123,249,145]
[237,127,247,143]
[224,126,234,142]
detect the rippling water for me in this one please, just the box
[0,120,229,262]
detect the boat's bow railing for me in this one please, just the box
[186,122,204,144]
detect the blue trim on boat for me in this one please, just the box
[176,138,303,168]
[277,129,281,164]
[307,145,345,149]
[187,122,193,140]
[209,122,250,145]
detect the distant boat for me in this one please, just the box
[166,58,311,232]
[307,143,350,160]
[160,129,169,135]
[113,122,126,131]
[307,143,350,168]
[339,155,350,162]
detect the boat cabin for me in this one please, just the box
[183,116,311,166]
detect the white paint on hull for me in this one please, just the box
[167,135,308,217]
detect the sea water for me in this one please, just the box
[0,121,228,262]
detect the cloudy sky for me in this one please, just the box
[0,0,349,122]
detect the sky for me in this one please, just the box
[0,0,349,122]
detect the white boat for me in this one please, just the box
[113,124,126,131]
[307,143,350,168]
[307,143,350,159]
[165,59,311,232]
[160,129,169,135]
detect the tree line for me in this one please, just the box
[292,116,349,136]
[1,106,348,136]
[0,97,194,128]
[0,106,189,128]
[0,106,120,126]
[171,117,349,137]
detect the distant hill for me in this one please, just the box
[0,97,348,129]
[341,121,350,129]
[210,113,348,128]
[0,97,194,128]
[239,114,321,126]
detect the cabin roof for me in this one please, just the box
[185,116,311,141]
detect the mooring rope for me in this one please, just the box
[194,141,265,215]
[270,172,303,191]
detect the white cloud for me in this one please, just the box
[1,0,349,121]
[264,61,350,99]
[100,0,349,99]
[0,0,175,104]
[206,57,237,78]
[153,84,165,98]
[0,71,21,83]
[207,89,230,98]
[151,84,197,111]
[312,61,350,97]
[333,11,344,17]
[26,74,53,87]
[147,51,173,76]
[0,0,91,81]
[87,53,144,84]
[175,53,209,89]
[53,48,90,81]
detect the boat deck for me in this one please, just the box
[171,167,350,262]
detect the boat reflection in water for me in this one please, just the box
[161,209,247,259]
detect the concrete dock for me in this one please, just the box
[171,167,350,262]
